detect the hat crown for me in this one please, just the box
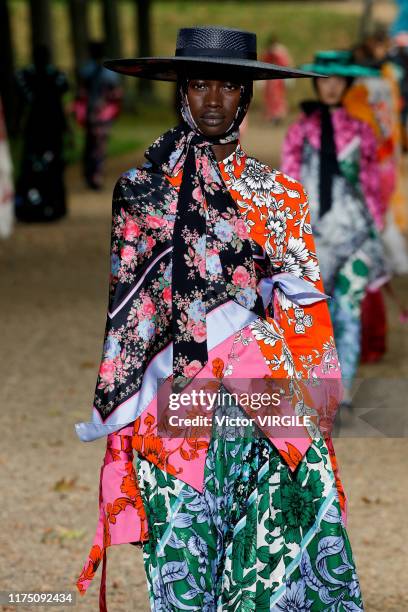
[300,49,380,78]
[313,49,352,67]
[175,26,257,60]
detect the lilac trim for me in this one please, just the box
[108,246,172,319]
[258,272,329,308]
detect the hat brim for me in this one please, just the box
[300,62,380,78]
[103,56,326,81]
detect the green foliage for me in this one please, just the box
[9,1,359,79]
[8,1,359,164]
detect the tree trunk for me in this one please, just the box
[0,0,16,133]
[102,0,122,58]
[136,0,153,99]
[29,0,53,60]
[358,0,374,42]
[67,0,89,81]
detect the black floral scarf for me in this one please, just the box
[145,79,266,388]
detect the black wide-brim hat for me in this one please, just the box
[104,25,324,81]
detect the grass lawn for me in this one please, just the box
[9,0,360,166]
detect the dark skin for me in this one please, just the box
[186,78,247,161]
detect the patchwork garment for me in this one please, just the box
[282,106,389,388]
[138,403,362,611]
[75,143,363,610]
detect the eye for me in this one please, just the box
[190,80,207,91]
[223,82,240,91]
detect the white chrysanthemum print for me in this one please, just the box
[286,236,309,262]
[266,209,287,245]
[281,235,320,283]
[232,158,276,200]
[249,318,283,347]
[302,258,320,282]
[281,253,304,278]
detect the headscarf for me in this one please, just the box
[145,78,266,389]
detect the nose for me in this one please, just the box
[205,84,222,108]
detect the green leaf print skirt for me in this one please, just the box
[135,403,364,611]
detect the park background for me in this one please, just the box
[0,1,407,611]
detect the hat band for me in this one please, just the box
[175,47,257,60]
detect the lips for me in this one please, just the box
[200,113,225,125]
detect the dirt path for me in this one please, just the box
[1,111,407,611]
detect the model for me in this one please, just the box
[282,50,389,409]
[76,29,364,611]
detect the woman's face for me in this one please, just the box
[315,76,348,106]
[186,79,243,136]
